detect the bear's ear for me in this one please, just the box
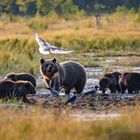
[52,58,56,63]
[103,77,108,82]
[40,58,45,65]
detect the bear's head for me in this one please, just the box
[99,77,110,91]
[5,72,17,81]
[15,81,36,98]
[40,58,59,79]
[118,73,128,86]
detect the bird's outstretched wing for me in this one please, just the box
[35,33,51,49]
[35,33,72,55]
[39,47,50,55]
[35,33,51,54]
[50,46,73,54]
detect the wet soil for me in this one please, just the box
[1,56,140,120]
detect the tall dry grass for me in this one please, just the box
[0,14,140,75]
[0,106,140,140]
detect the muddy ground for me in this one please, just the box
[1,56,140,120]
[33,56,140,110]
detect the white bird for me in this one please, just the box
[35,33,73,55]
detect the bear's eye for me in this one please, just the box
[45,64,49,67]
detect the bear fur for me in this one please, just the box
[0,80,36,102]
[99,72,122,93]
[40,58,86,95]
[119,72,140,93]
[4,72,36,88]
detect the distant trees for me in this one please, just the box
[17,0,36,16]
[73,0,140,13]
[35,0,51,16]
[0,0,16,20]
[35,0,79,18]
[0,0,140,17]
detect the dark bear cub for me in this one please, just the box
[119,72,140,94]
[0,80,36,102]
[99,72,122,93]
[4,72,36,87]
[40,58,86,95]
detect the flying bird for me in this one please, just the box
[35,33,72,55]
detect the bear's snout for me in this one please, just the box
[30,88,36,95]
[42,65,53,74]
[47,66,52,73]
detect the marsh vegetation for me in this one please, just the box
[0,2,140,139]
[1,11,140,75]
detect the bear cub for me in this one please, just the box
[119,72,140,94]
[0,80,36,102]
[99,72,122,93]
[4,72,36,88]
[40,58,86,95]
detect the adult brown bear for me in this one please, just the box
[0,80,36,102]
[40,58,86,96]
[99,72,122,93]
[119,72,140,93]
[4,72,36,88]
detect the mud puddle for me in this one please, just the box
[69,111,122,121]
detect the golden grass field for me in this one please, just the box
[0,13,140,74]
[0,106,140,140]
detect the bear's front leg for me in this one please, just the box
[44,78,51,89]
[22,96,31,104]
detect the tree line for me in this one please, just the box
[0,0,140,17]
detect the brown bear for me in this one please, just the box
[0,80,36,102]
[4,72,36,88]
[40,58,86,95]
[119,72,140,94]
[99,72,122,93]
